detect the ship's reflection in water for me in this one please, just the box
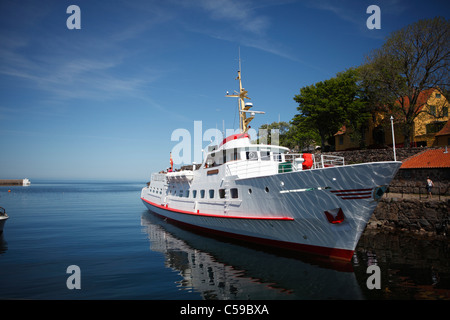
[141,212,364,300]
[141,212,450,300]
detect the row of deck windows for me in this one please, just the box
[170,188,239,199]
[205,148,283,168]
[149,187,162,194]
[152,185,271,198]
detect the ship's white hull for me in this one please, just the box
[141,161,401,261]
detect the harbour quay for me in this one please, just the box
[0,179,31,186]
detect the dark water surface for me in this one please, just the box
[0,181,449,300]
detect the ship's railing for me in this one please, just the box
[226,159,278,178]
[317,155,345,169]
[281,153,310,172]
[280,154,345,172]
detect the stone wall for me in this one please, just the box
[390,168,450,195]
[368,198,450,236]
[319,147,435,164]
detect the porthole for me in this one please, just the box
[248,188,252,194]
[265,187,269,193]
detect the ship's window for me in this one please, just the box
[186,190,189,198]
[234,148,240,160]
[200,190,205,198]
[265,187,269,193]
[179,190,183,197]
[230,188,239,199]
[219,189,225,199]
[248,188,252,194]
[261,151,270,161]
[205,155,215,168]
[246,151,258,161]
[273,152,282,162]
[193,190,197,198]
[209,189,214,198]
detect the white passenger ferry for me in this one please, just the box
[141,68,401,261]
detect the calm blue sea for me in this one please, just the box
[0,180,449,300]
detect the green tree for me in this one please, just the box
[288,115,321,151]
[360,17,449,147]
[293,68,369,150]
[258,121,290,145]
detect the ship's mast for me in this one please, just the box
[226,54,252,133]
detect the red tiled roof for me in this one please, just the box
[335,125,346,136]
[435,120,450,137]
[401,148,450,169]
[385,88,435,121]
[398,88,435,112]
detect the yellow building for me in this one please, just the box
[335,88,449,151]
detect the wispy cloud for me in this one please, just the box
[193,0,271,35]
[2,46,166,128]
[311,1,363,25]
[173,0,310,63]
[0,1,177,108]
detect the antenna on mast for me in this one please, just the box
[238,46,241,72]
[226,48,264,133]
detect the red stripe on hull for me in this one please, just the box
[341,196,372,200]
[142,198,354,261]
[331,189,373,201]
[141,197,294,221]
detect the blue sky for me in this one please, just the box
[0,0,448,181]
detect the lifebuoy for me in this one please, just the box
[302,153,313,169]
